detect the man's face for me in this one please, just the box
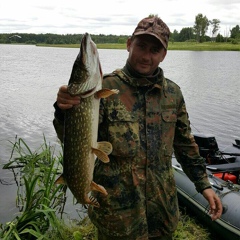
[127,34,167,76]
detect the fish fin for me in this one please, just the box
[54,175,66,185]
[82,204,88,209]
[91,181,108,196]
[83,196,100,209]
[83,204,88,209]
[95,88,119,99]
[97,141,113,155]
[89,196,100,208]
[92,142,112,163]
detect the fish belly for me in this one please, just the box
[63,95,99,204]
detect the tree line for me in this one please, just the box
[0,33,129,45]
[171,13,240,44]
[0,13,239,45]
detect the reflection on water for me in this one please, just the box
[0,45,239,223]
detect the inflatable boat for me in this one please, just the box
[172,133,240,239]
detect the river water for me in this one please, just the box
[0,44,239,224]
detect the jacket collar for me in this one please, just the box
[114,61,167,93]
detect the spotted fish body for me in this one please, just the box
[56,33,118,207]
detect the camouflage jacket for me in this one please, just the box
[53,66,211,239]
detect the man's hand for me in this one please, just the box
[202,188,222,221]
[57,85,80,110]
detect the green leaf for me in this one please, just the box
[73,231,83,240]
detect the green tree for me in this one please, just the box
[216,33,224,42]
[118,37,128,44]
[148,13,158,18]
[230,25,240,39]
[171,29,179,42]
[193,13,209,42]
[209,19,220,41]
[178,27,194,42]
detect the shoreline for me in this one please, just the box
[1,42,239,51]
[37,42,240,51]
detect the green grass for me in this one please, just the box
[44,210,211,240]
[168,41,240,51]
[36,42,240,51]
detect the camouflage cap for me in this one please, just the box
[132,16,170,49]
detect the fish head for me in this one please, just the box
[68,32,103,96]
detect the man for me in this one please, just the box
[53,16,222,240]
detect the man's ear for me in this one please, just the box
[160,49,167,62]
[126,37,132,52]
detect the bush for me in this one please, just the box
[231,39,239,44]
[185,39,197,42]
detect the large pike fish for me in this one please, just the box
[56,33,118,207]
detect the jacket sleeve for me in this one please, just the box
[173,94,211,193]
[53,102,65,143]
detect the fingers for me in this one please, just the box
[57,85,80,110]
[209,196,222,221]
[202,188,223,221]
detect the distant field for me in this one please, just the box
[37,42,240,51]
[168,42,240,51]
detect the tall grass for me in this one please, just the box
[0,137,67,239]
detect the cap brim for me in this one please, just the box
[133,31,167,49]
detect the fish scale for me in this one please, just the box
[55,32,119,207]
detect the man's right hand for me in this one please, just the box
[56,85,80,110]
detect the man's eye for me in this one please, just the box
[138,44,145,49]
[152,48,160,53]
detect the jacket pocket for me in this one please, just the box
[162,109,177,123]
[161,109,177,157]
[108,110,140,157]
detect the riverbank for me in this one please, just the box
[36,42,240,51]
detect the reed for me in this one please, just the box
[0,137,67,239]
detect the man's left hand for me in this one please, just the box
[202,188,223,221]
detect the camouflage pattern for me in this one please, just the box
[53,65,211,239]
[132,16,170,49]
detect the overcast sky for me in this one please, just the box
[1,0,239,36]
